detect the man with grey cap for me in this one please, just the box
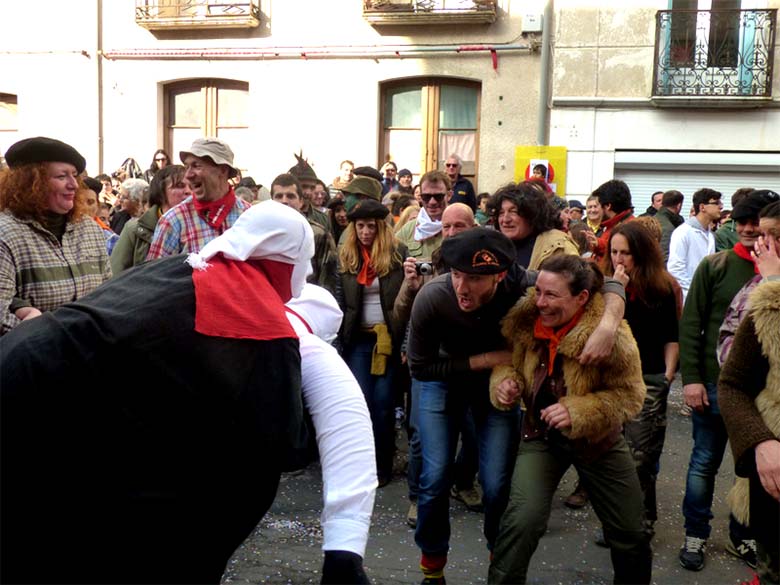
[407,227,526,583]
[146,137,250,260]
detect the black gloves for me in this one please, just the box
[321,550,370,584]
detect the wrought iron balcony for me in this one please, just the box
[652,8,776,104]
[135,0,261,30]
[363,0,497,26]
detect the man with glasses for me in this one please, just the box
[668,188,721,302]
[444,154,476,212]
[395,170,451,261]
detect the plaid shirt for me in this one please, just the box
[146,196,251,260]
[0,211,112,335]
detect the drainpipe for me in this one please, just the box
[537,0,553,146]
[96,0,104,172]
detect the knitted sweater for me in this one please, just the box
[679,249,755,386]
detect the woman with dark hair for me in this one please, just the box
[337,199,408,487]
[111,164,189,275]
[603,221,679,536]
[144,148,171,183]
[0,137,111,335]
[494,181,579,271]
[489,254,651,584]
[327,197,348,244]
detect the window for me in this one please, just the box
[165,79,249,170]
[380,79,480,187]
[0,93,19,157]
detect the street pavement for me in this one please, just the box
[223,379,757,585]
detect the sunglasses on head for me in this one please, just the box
[421,192,446,203]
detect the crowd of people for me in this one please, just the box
[1,134,778,585]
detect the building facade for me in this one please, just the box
[0,0,548,194]
[550,0,779,211]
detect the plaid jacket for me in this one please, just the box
[0,211,112,335]
[146,196,251,260]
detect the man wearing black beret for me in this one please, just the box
[406,228,527,583]
[407,226,629,584]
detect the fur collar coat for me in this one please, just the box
[490,288,645,444]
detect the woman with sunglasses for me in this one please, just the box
[144,148,171,183]
[603,221,679,537]
[337,199,407,487]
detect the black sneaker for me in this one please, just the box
[726,537,758,570]
[679,535,706,571]
[420,576,446,584]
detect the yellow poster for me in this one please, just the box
[514,146,568,197]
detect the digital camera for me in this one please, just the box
[415,262,434,276]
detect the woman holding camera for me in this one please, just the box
[337,199,408,487]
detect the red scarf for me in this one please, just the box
[356,244,377,287]
[533,306,586,374]
[192,186,236,231]
[192,254,297,340]
[733,242,760,274]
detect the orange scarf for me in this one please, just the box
[356,244,377,286]
[93,216,111,231]
[533,306,585,374]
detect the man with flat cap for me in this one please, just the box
[146,137,251,260]
[407,227,527,583]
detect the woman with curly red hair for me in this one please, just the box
[0,137,111,335]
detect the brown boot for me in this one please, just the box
[564,481,589,509]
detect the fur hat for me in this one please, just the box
[441,227,515,275]
[731,189,780,221]
[288,153,318,183]
[5,137,86,174]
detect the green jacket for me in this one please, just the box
[656,207,684,262]
[110,205,161,277]
[679,249,755,386]
[715,219,739,251]
[395,219,442,260]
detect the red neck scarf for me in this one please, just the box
[192,254,297,340]
[192,186,236,231]
[533,306,586,374]
[602,208,633,230]
[356,244,377,287]
[733,242,760,274]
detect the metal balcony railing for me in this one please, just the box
[363,0,497,25]
[135,0,261,30]
[653,9,776,99]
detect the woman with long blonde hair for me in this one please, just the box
[337,199,407,487]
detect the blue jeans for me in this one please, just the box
[408,379,480,501]
[345,335,396,478]
[682,382,750,541]
[414,378,520,556]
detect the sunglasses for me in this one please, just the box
[445,163,459,168]
[155,157,168,162]
[421,192,446,203]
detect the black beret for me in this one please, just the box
[352,165,383,183]
[83,176,103,196]
[398,168,412,178]
[568,199,585,210]
[347,199,389,222]
[327,197,345,211]
[441,227,515,275]
[5,137,86,174]
[731,189,780,221]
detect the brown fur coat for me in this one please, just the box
[725,279,780,525]
[489,289,645,444]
